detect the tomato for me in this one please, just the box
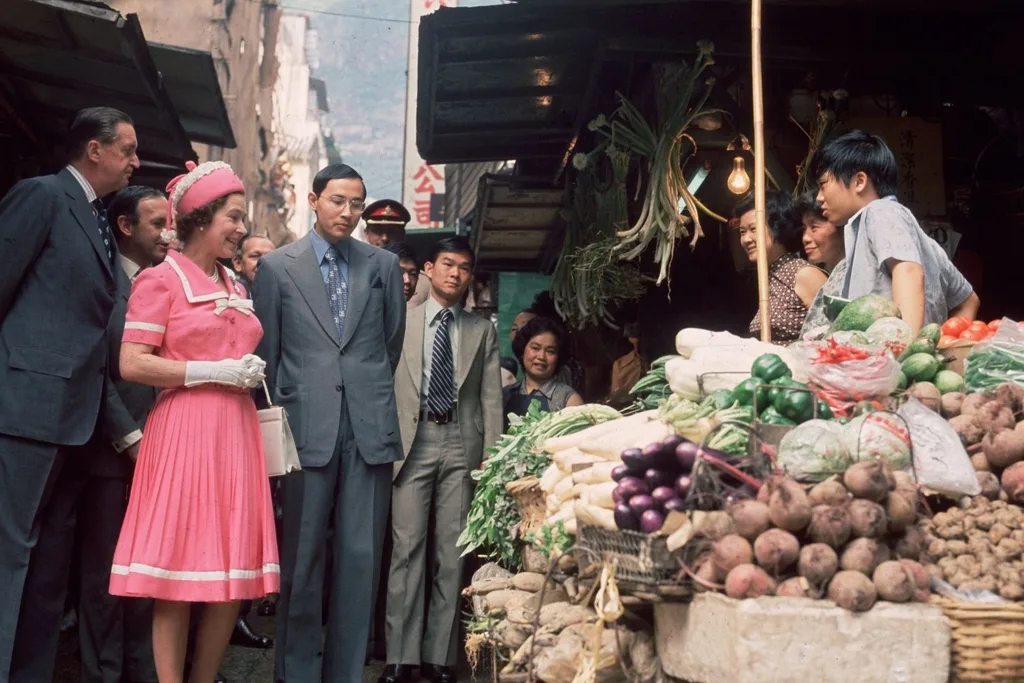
[960,328,987,342]
[968,320,989,333]
[938,335,959,349]
[988,319,1002,332]
[941,317,969,337]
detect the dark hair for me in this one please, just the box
[67,107,133,161]
[527,291,560,320]
[792,190,826,224]
[234,233,274,258]
[731,189,803,253]
[108,185,164,241]
[312,163,365,198]
[811,130,899,198]
[176,195,232,243]
[512,316,568,373]
[428,236,474,268]
[383,241,417,264]
[500,356,520,376]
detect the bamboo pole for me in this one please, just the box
[751,0,771,343]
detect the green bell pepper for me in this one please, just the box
[771,381,815,424]
[815,400,834,420]
[758,406,797,426]
[751,353,793,384]
[729,378,768,411]
[710,389,736,410]
[767,376,803,405]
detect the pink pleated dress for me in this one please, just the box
[109,250,280,602]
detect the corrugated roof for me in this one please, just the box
[149,42,237,148]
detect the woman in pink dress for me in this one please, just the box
[110,161,280,682]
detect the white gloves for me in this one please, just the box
[184,354,266,389]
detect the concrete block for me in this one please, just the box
[655,592,950,683]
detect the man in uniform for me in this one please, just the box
[362,200,430,306]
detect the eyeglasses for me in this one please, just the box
[327,196,366,213]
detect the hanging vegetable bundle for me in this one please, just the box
[591,41,720,286]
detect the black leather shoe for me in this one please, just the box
[230,616,273,649]
[378,664,413,683]
[421,664,456,683]
[257,597,277,617]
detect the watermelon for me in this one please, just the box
[830,295,902,333]
[934,370,965,394]
[917,323,942,346]
[902,353,941,382]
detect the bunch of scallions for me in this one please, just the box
[591,41,720,286]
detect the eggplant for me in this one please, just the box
[628,494,655,516]
[675,474,693,498]
[611,464,636,482]
[661,434,684,452]
[674,441,700,472]
[615,477,649,502]
[651,486,676,509]
[644,468,675,492]
[614,503,639,531]
[640,509,665,534]
[612,487,624,505]
[620,447,647,470]
[663,497,687,513]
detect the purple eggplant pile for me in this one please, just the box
[611,434,699,533]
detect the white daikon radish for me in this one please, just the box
[572,461,618,485]
[553,447,604,472]
[539,463,563,493]
[580,418,673,461]
[584,482,617,509]
[543,411,658,453]
[545,502,574,526]
[554,476,574,502]
[546,494,560,513]
[564,517,578,535]
[575,501,617,531]
[571,483,587,499]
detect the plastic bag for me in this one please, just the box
[841,413,912,471]
[963,318,1024,393]
[897,397,981,497]
[789,341,902,417]
[777,420,852,482]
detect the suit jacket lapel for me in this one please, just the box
[340,240,372,350]
[457,315,482,391]
[405,304,426,395]
[60,169,113,280]
[285,239,340,347]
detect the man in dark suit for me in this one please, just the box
[75,185,167,683]
[253,163,406,683]
[0,107,140,683]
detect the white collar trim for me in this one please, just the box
[165,252,245,304]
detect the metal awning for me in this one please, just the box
[149,42,236,148]
[0,0,196,171]
[471,174,564,272]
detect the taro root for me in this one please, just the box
[798,543,839,586]
[776,576,815,598]
[941,392,966,419]
[727,500,771,542]
[977,472,1002,501]
[808,478,853,507]
[983,428,1024,469]
[711,535,754,580]
[847,499,889,539]
[960,393,993,417]
[949,415,984,447]
[843,461,893,503]
[993,382,1024,416]
[872,561,915,603]
[767,477,812,533]
[885,492,917,534]
[753,528,800,574]
[841,538,889,576]
[724,563,777,599]
[892,526,925,561]
[975,402,1017,433]
[1002,462,1024,504]
[828,570,878,612]
[807,505,852,548]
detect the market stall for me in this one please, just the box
[458,294,1024,683]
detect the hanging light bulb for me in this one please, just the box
[727,156,751,195]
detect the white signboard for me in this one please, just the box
[402,0,455,230]
[920,219,962,260]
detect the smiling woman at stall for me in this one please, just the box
[503,316,582,425]
[733,190,828,344]
[794,191,848,340]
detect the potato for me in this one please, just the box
[990,523,1012,545]
[807,505,852,548]
[828,570,878,612]
[712,535,755,580]
[843,461,893,503]
[927,538,949,559]
[941,392,966,419]
[847,499,888,539]
[983,428,1024,469]
[972,453,992,473]
[841,538,889,576]
[724,563,777,599]
[727,500,771,542]
[753,529,800,574]
[946,540,970,556]
[798,543,839,586]
[1000,581,1024,600]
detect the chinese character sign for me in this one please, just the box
[402,0,456,229]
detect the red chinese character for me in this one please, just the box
[413,164,443,195]
[424,0,450,8]
[413,199,433,225]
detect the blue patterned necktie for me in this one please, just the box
[324,245,348,339]
[91,198,114,266]
[427,308,455,415]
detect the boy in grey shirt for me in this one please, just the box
[812,130,979,333]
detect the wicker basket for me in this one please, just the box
[505,476,546,538]
[934,597,1024,681]
[576,523,681,587]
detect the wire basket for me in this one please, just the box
[933,597,1024,682]
[576,523,679,587]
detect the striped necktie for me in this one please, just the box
[324,245,348,339]
[427,308,455,415]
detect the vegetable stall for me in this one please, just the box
[458,296,1024,683]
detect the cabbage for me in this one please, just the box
[842,413,912,471]
[829,331,872,347]
[777,420,852,482]
[866,317,914,347]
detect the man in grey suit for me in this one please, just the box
[253,163,406,683]
[77,185,168,683]
[0,107,140,683]
[382,237,502,683]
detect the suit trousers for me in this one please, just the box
[77,475,156,683]
[0,435,86,683]
[386,420,472,667]
[274,397,392,683]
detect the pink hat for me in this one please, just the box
[165,160,245,229]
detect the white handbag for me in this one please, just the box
[258,381,301,477]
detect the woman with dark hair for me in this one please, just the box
[503,316,583,422]
[733,190,827,343]
[794,191,848,339]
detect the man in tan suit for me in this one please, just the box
[381,237,502,683]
